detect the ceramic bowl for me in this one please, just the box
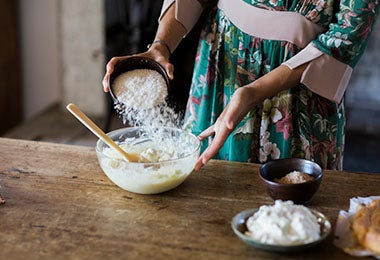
[96,126,200,194]
[231,207,331,252]
[259,158,323,204]
[108,56,170,106]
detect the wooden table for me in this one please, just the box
[0,138,379,259]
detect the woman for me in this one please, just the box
[103,0,379,171]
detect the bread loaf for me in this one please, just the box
[352,199,380,254]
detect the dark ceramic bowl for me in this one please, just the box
[259,158,323,204]
[108,56,170,105]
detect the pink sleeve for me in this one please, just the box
[283,43,353,103]
[159,0,204,35]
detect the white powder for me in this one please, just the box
[113,69,168,110]
[112,69,182,128]
[245,200,321,245]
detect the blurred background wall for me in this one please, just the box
[0,0,22,134]
[345,17,380,135]
[0,0,105,136]
[18,0,61,120]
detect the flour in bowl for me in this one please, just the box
[113,69,168,110]
[112,69,182,129]
[245,200,321,245]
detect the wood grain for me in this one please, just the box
[0,138,378,259]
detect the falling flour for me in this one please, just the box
[112,69,182,128]
[113,69,167,110]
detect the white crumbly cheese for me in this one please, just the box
[245,200,321,245]
[112,69,168,110]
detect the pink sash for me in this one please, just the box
[217,0,326,48]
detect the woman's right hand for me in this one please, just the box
[103,1,187,93]
[102,45,174,93]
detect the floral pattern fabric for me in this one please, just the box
[184,0,378,170]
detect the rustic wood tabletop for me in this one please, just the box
[0,137,378,259]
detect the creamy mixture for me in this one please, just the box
[102,142,176,163]
[245,200,321,245]
[99,136,197,194]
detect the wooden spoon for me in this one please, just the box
[66,103,148,163]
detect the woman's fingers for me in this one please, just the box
[154,54,174,80]
[102,56,125,92]
[195,122,233,171]
[194,88,257,170]
[102,51,174,92]
[198,125,215,141]
[165,62,174,80]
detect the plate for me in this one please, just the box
[231,208,331,252]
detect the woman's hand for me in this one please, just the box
[102,46,174,93]
[102,2,186,93]
[194,86,258,170]
[194,64,308,170]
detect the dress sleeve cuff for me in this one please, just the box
[159,0,204,35]
[283,43,353,103]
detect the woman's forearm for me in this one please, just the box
[245,63,309,105]
[194,63,309,170]
[150,3,187,59]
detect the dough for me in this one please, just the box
[352,199,380,254]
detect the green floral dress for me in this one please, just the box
[183,0,379,169]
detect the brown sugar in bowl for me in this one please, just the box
[259,158,323,204]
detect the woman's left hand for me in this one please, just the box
[194,64,308,170]
[194,86,257,170]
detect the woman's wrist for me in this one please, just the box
[244,64,307,102]
[147,39,172,59]
[152,2,186,59]
[243,81,266,105]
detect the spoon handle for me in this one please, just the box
[66,103,139,162]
